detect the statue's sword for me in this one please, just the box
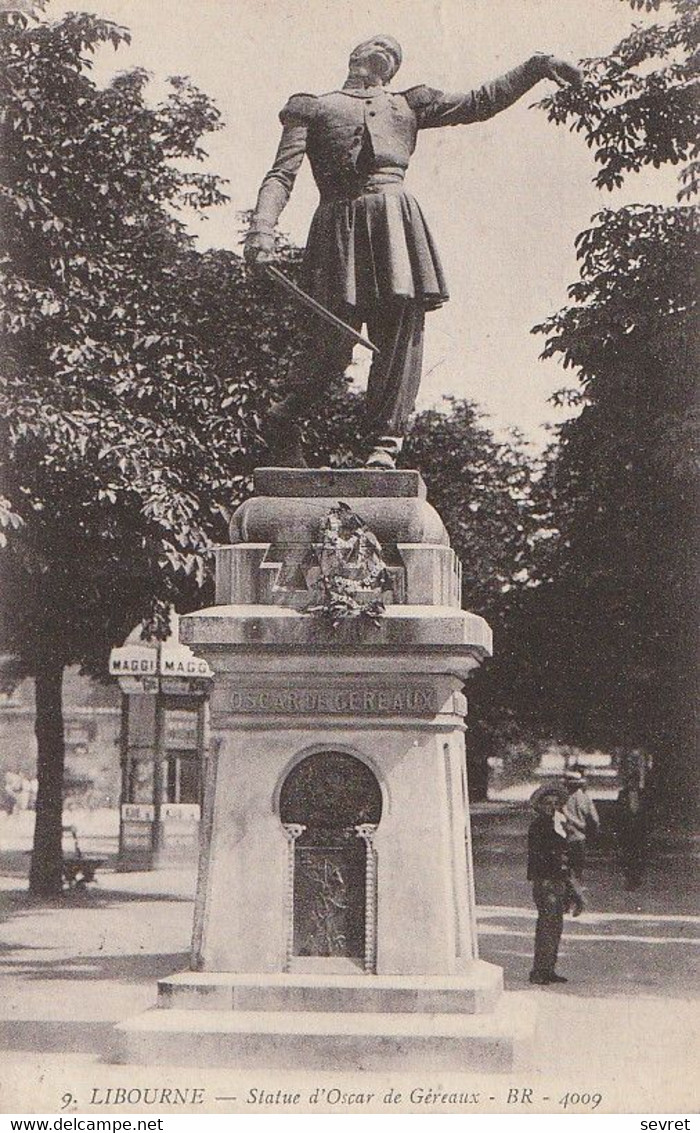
[264,264,380,355]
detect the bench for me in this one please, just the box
[61,825,103,889]
[62,856,104,889]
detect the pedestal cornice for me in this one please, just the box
[182,604,491,651]
[253,467,427,499]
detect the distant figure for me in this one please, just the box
[1,783,16,816]
[563,768,600,880]
[616,749,652,890]
[527,785,583,985]
[3,771,22,815]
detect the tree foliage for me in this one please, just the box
[405,400,540,617]
[405,401,544,798]
[0,10,325,890]
[0,10,228,665]
[0,12,334,673]
[529,0,699,828]
[539,0,698,192]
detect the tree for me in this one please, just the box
[0,10,344,893]
[528,0,699,828]
[404,400,542,798]
[0,8,231,892]
[405,400,538,611]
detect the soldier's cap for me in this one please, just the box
[530,784,568,810]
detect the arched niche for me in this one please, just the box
[280,751,382,971]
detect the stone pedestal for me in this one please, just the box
[115,469,533,1070]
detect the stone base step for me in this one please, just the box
[157,962,503,1015]
[114,996,534,1072]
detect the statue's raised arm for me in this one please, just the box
[244,36,581,470]
[403,53,582,130]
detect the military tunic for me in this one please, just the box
[249,55,551,441]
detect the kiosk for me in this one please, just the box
[109,614,212,870]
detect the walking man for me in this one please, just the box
[527,784,583,986]
[563,768,600,880]
[616,750,652,890]
[245,35,582,467]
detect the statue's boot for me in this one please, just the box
[365,435,403,470]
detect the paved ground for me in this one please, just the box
[0,806,698,1114]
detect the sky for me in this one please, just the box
[47,0,678,449]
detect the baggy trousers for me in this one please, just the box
[532,879,566,977]
[271,299,425,442]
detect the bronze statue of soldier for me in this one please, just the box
[245,35,581,469]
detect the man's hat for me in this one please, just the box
[530,783,567,810]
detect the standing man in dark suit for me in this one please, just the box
[528,784,583,985]
[245,35,582,468]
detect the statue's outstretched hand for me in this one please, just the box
[244,230,276,270]
[539,54,583,88]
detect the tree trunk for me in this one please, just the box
[28,661,66,896]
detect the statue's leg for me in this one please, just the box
[265,314,358,467]
[364,301,425,468]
